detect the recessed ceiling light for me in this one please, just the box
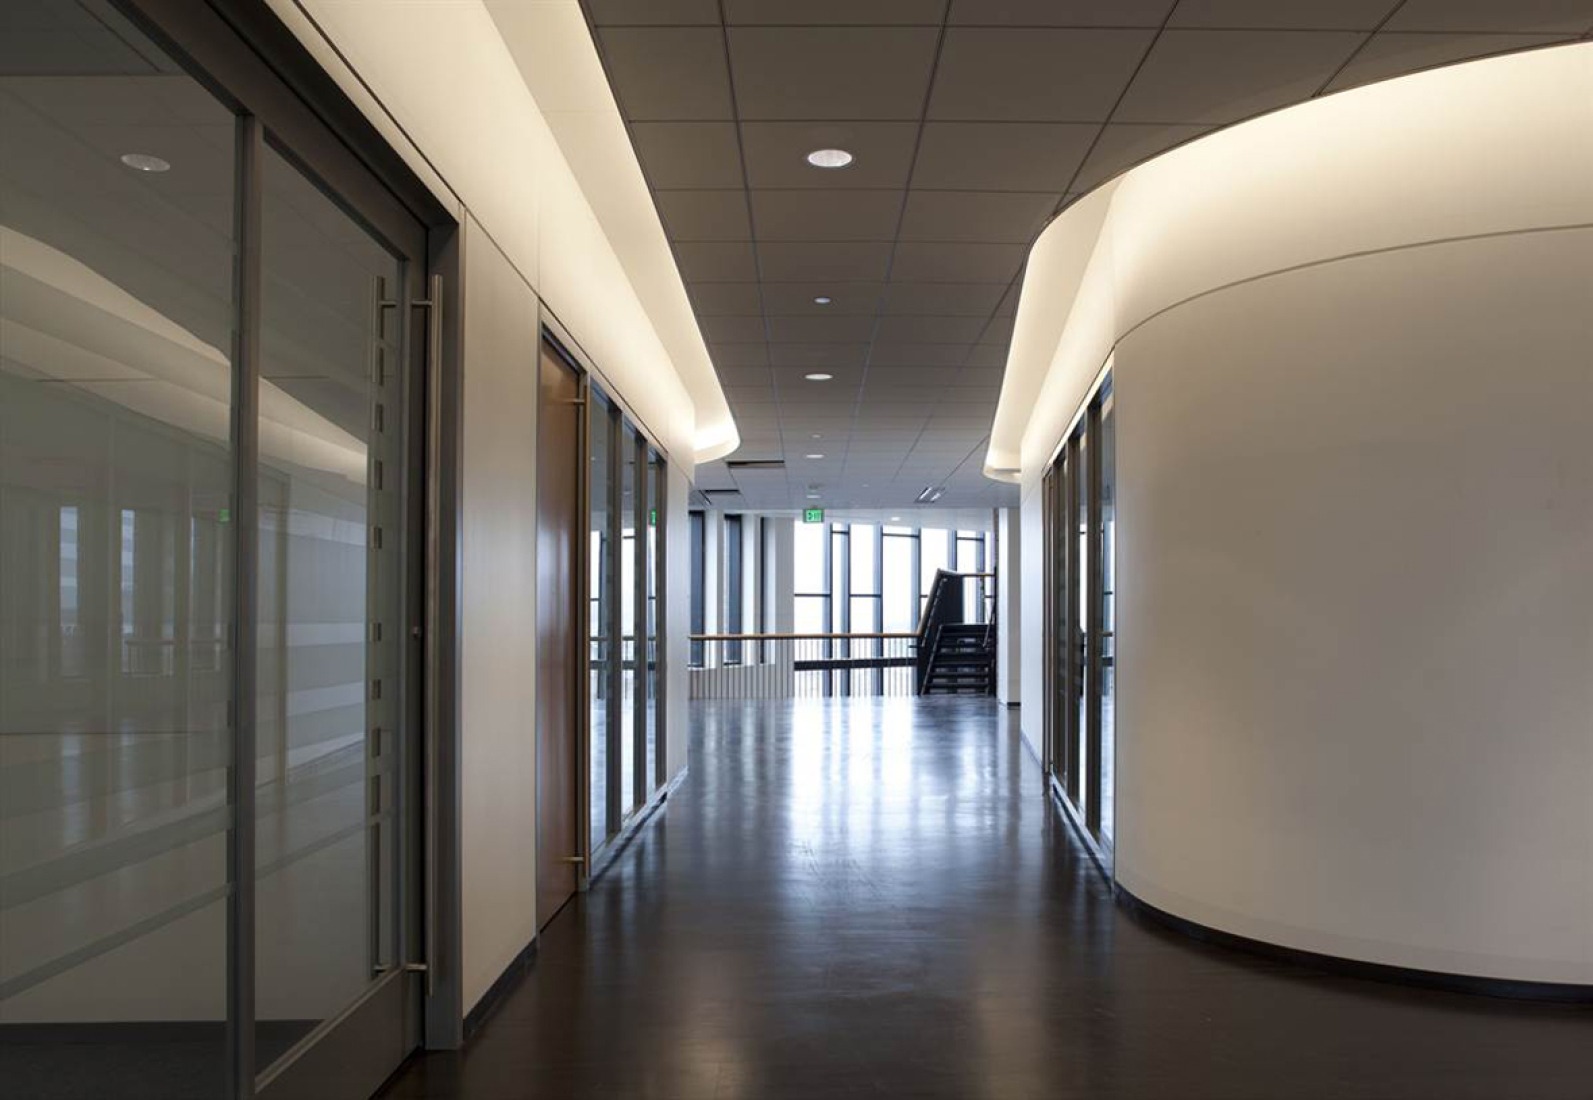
[890,516,902,522]
[806,453,824,460]
[813,295,832,305]
[805,148,854,169]
[806,492,821,499]
[810,433,822,439]
[804,373,833,382]
[120,153,170,173]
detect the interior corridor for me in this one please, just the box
[381,698,1592,1100]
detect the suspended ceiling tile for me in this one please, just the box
[873,314,989,344]
[689,281,765,315]
[1115,29,1364,124]
[724,0,946,23]
[760,281,885,314]
[1387,0,1593,33]
[928,28,1156,121]
[699,315,770,343]
[866,366,966,387]
[587,0,722,24]
[912,122,1097,190]
[980,314,1017,343]
[1168,0,1399,29]
[708,342,771,367]
[597,28,734,120]
[868,344,973,368]
[766,314,881,343]
[740,121,921,189]
[1071,122,1215,192]
[769,343,873,368]
[673,240,759,281]
[1325,33,1575,91]
[898,189,1058,244]
[964,343,1011,369]
[890,241,1026,283]
[654,189,753,241]
[628,122,744,188]
[727,26,941,120]
[881,281,1010,316]
[758,241,895,281]
[750,190,904,241]
[947,0,1176,26]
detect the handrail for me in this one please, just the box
[690,632,918,642]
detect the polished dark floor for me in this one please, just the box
[381,697,1592,1099]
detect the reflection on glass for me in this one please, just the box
[619,426,638,815]
[254,145,402,1071]
[1076,430,1091,821]
[646,451,664,794]
[1099,394,1116,847]
[589,393,613,846]
[0,19,237,1095]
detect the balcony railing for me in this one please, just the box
[689,633,918,699]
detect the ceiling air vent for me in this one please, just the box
[725,459,786,471]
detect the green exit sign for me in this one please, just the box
[803,507,825,523]
[648,508,657,527]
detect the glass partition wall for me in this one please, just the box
[587,388,666,856]
[1042,378,1116,861]
[0,4,435,1097]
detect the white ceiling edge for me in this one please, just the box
[483,0,740,467]
[983,180,1119,483]
[984,41,1593,486]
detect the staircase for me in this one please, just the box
[922,621,996,695]
[915,569,997,696]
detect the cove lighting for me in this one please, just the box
[120,153,170,172]
[805,148,854,169]
[804,372,833,381]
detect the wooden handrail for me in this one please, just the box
[691,632,918,641]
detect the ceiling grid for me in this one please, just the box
[582,0,1593,510]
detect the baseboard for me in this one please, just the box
[1114,884,1593,1005]
[460,764,687,1043]
[1045,773,1113,880]
[463,938,538,1041]
[587,764,688,884]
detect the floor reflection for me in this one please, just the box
[382,697,1593,1100]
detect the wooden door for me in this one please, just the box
[536,341,582,928]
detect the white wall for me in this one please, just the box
[1004,44,1593,984]
[457,219,540,1013]
[1116,226,1592,983]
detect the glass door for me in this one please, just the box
[252,140,424,1095]
[1043,379,1117,862]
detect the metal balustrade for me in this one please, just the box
[688,633,919,699]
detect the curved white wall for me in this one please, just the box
[1001,44,1593,984]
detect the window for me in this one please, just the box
[725,514,743,663]
[689,510,705,666]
